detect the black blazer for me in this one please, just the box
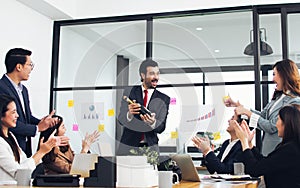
[242,142,300,188]
[0,75,40,157]
[204,139,243,174]
[117,86,170,155]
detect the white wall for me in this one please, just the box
[48,0,300,19]
[0,0,53,150]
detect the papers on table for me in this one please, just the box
[199,174,260,182]
[0,180,17,185]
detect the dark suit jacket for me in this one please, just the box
[204,139,243,174]
[0,75,40,157]
[242,142,300,188]
[117,86,170,155]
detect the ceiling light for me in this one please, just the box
[244,28,273,56]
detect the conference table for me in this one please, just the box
[2,180,258,188]
[173,180,258,188]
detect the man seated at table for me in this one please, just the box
[192,113,248,174]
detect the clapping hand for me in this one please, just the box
[39,129,57,154]
[192,135,211,155]
[231,120,255,150]
[81,130,101,153]
[38,110,58,132]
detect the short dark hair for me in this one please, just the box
[39,115,63,143]
[5,48,32,73]
[236,115,249,124]
[139,59,158,82]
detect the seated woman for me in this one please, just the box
[40,115,100,174]
[0,94,57,181]
[192,113,247,174]
[232,104,300,188]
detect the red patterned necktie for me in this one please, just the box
[143,90,148,107]
[141,90,148,142]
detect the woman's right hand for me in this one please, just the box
[223,97,241,107]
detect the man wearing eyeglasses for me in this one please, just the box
[0,48,58,157]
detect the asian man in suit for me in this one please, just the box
[117,59,170,155]
[192,113,247,174]
[0,48,58,157]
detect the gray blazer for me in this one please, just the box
[251,94,300,156]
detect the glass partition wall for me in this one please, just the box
[50,4,300,155]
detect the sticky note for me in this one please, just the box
[171,131,178,139]
[68,100,74,107]
[213,132,221,140]
[72,124,79,131]
[108,109,115,116]
[170,98,176,105]
[98,124,105,132]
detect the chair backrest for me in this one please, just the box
[31,163,45,178]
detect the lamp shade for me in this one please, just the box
[244,41,273,56]
[244,28,273,56]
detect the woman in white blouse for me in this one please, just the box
[0,94,57,182]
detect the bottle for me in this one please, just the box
[123,96,152,116]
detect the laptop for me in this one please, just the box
[170,154,200,182]
[70,153,98,178]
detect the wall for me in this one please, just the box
[47,0,300,19]
[0,0,53,151]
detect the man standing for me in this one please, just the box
[0,48,57,157]
[117,59,170,155]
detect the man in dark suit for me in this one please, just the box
[192,113,246,174]
[0,48,58,157]
[117,59,170,155]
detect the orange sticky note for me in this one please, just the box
[108,109,115,116]
[98,124,105,132]
[171,131,178,139]
[68,100,74,107]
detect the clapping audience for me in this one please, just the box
[232,104,300,188]
[39,115,100,174]
[192,112,246,174]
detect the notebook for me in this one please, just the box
[170,154,200,182]
[70,153,98,178]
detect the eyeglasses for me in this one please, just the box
[26,62,35,69]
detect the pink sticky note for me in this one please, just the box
[72,124,79,131]
[170,98,176,105]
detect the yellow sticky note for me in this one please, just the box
[98,124,105,132]
[213,132,221,140]
[108,109,115,116]
[68,100,74,107]
[171,131,178,139]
